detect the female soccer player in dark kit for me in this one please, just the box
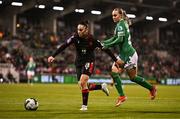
[48,21,122,111]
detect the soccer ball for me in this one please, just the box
[24,98,38,111]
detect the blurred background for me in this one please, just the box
[0,0,180,84]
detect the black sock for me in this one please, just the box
[88,83,102,91]
[82,89,89,106]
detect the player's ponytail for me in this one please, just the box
[122,10,132,26]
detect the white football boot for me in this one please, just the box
[101,83,109,96]
[80,105,88,111]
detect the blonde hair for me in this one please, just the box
[113,8,132,25]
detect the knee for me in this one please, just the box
[112,66,122,73]
[112,68,118,73]
[78,80,88,89]
[112,64,124,73]
[78,80,84,86]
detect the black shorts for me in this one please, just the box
[76,62,94,81]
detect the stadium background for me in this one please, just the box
[0,0,180,84]
[0,1,180,119]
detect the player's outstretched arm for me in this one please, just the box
[48,36,74,63]
[103,36,123,48]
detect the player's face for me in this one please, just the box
[112,10,122,23]
[77,24,88,38]
[29,57,33,62]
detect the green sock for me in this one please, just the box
[131,76,153,90]
[111,72,125,96]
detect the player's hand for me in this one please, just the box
[115,59,124,67]
[48,56,55,63]
[115,59,125,73]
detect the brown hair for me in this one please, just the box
[113,8,131,25]
[78,20,89,28]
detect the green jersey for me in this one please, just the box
[103,19,135,62]
[26,61,36,71]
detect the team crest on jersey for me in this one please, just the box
[85,63,90,69]
[119,26,123,31]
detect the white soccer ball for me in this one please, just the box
[24,98,39,111]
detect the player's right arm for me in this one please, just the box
[48,36,75,63]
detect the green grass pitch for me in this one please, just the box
[0,84,180,119]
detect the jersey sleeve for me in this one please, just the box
[103,24,125,48]
[52,36,74,57]
[103,36,123,48]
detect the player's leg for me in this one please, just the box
[31,71,35,84]
[82,62,109,96]
[78,62,94,111]
[126,52,157,100]
[88,83,109,96]
[79,74,89,111]
[27,71,30,84]
[111,63,127,107]
[76,66,88,110]
[27,71,34,84]
[76,66,82,89]
[88,83,101,90]
[127,68,157,99]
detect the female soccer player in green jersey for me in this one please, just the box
[26,56,36,84]
[103,8,157,107]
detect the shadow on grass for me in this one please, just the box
[38,109,180,115]
[1,109,180,115]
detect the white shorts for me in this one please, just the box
[27,70,35,76]
[118,52,138,70]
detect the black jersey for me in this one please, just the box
[52,33,117,66]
